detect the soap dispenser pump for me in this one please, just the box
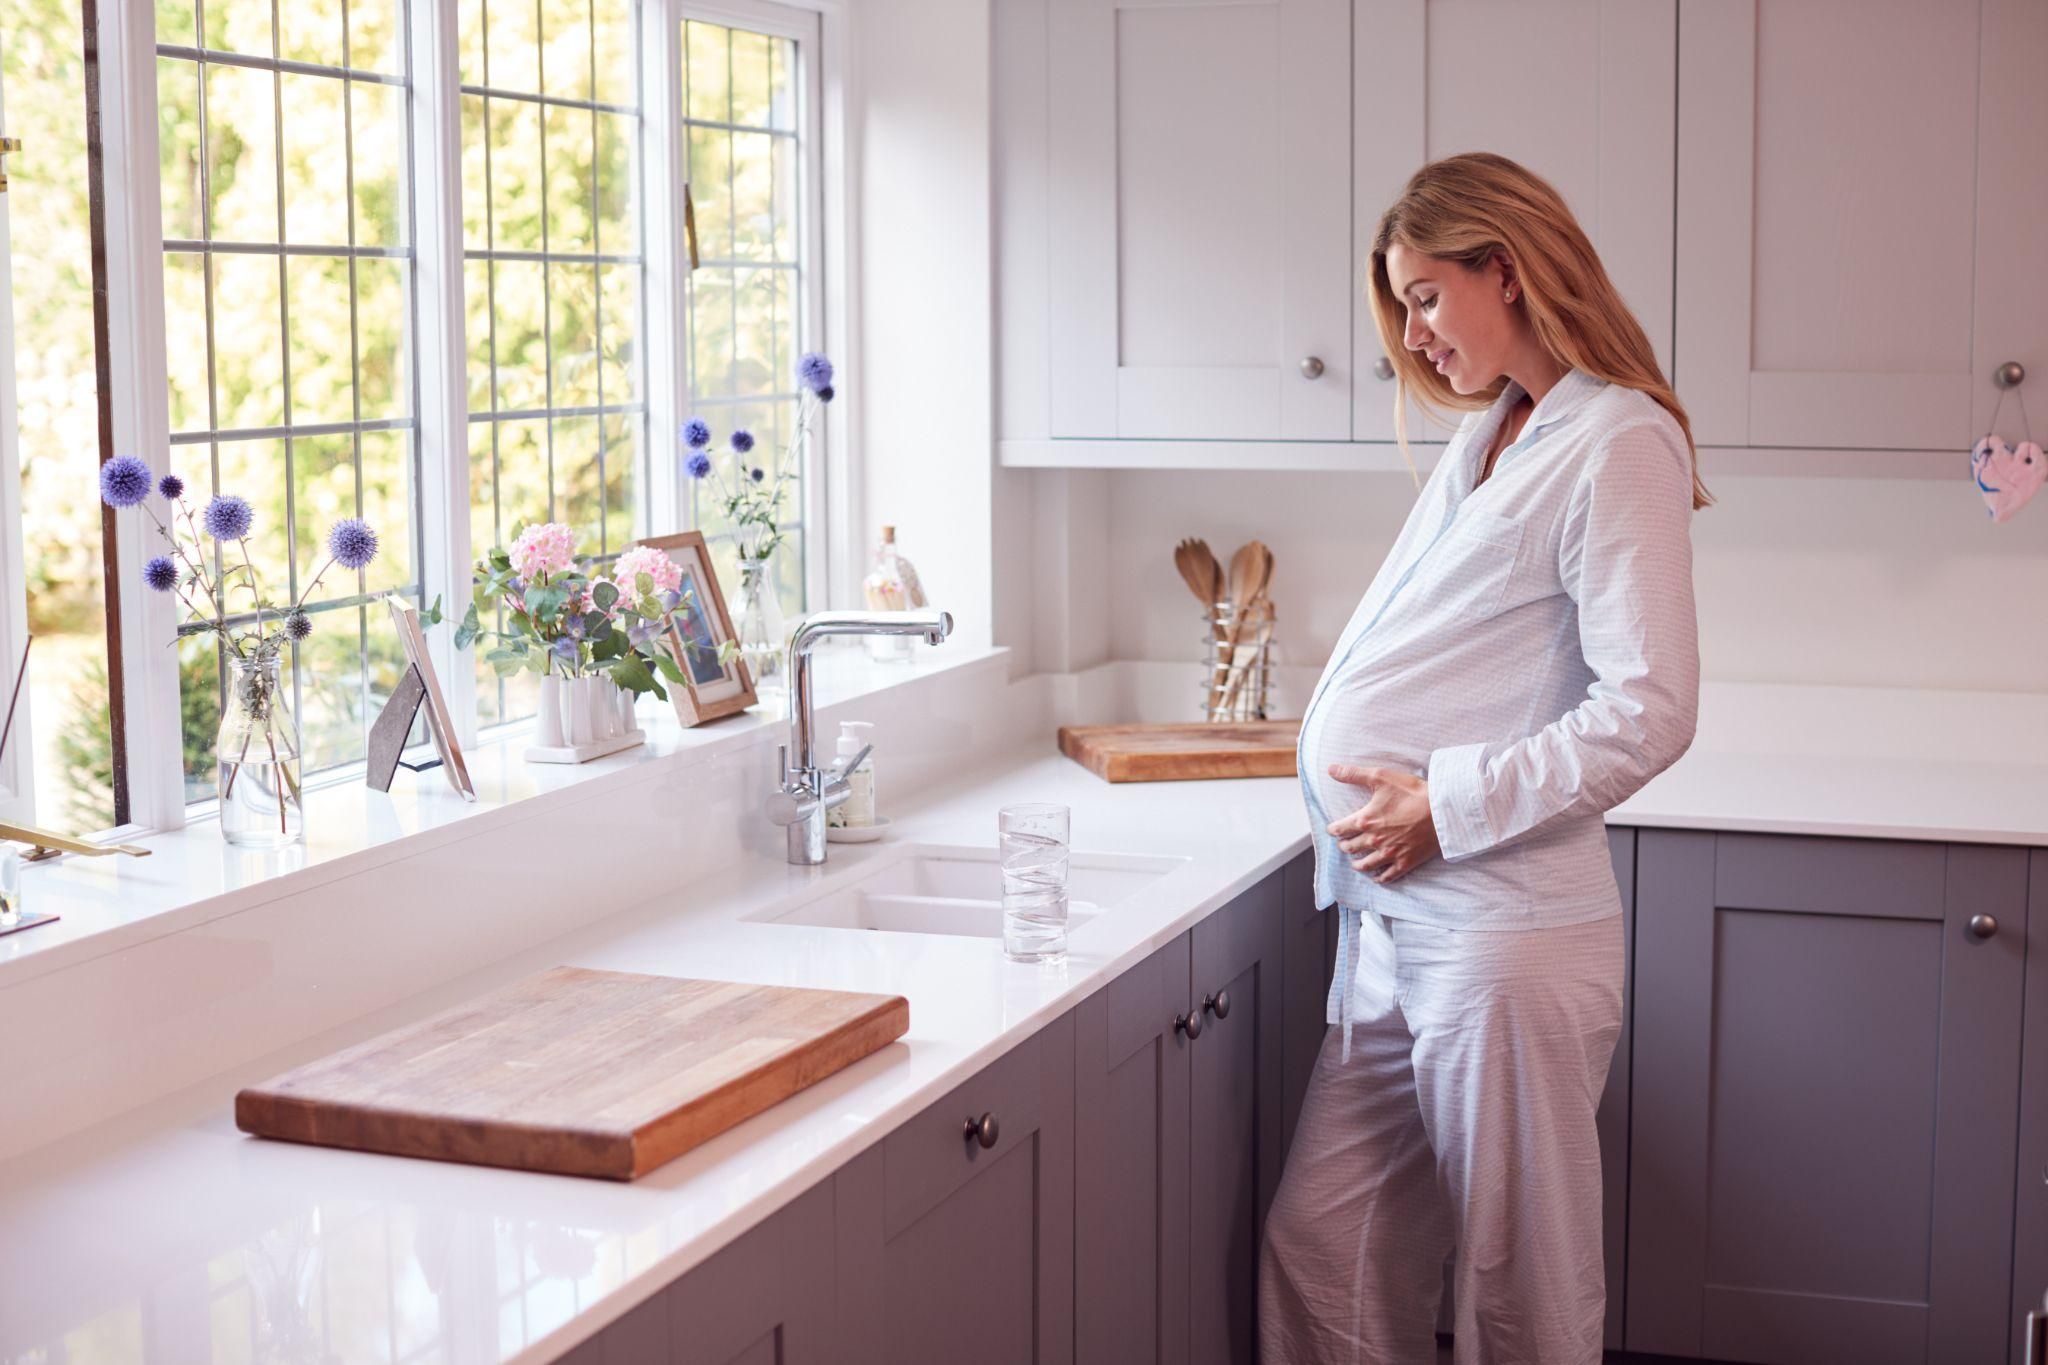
[827,721,877,828]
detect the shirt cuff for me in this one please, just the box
[1427,742,1495,862]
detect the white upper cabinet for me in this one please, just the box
[1046,0,1352,441]
[1675,0,2048,452]
[1351,0,1677,443]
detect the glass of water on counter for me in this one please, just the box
[1000,803,1071,963]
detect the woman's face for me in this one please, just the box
[1384,243,1515,395]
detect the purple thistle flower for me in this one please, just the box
[551,636,580,663]
[202,494,254,541]
[816,384,834,404]
[628,621,659,648]
[158,473,185,501]
[658,588,682,610]
[750,467,765,483]
[730,428,755,455]
[796,352,833,393]
[685,451,713,480]
[98,455,152,508]
[143,556,180,593]
[285,609,313,640]
[327,517,379,571]
[681,417,712,449]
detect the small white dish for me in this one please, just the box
[826,816,891,844]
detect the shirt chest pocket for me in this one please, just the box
[1432,509,1524,625]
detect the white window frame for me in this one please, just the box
[662,0,835,617]
[71,0,855,834]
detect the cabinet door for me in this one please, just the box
[1046,0,1351,441]
[1628,831,2025,1364]
[1353,0,1676,442]
[1675,0,2048,451]
[1188,870,1286,1365]
[835,1015,1076,1365]
[1074,933,1191,1365]
[1280,851,1331,1156]
[663,1183,836,1365]
[2013,849,2048,1365]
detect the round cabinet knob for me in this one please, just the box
[1299,356,1325,380]
[1968,914,1999,940]
[1203,990,1231,1021]
[1175,1010,1204,1041]
[963,1112,999,1149]
[1373,356,1395,381]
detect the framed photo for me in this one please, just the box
[635,531,758,725]
[383,595,476,800]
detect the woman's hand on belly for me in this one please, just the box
[1325,763,1442,883]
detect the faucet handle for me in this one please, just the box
[833,743,873,778]
[765,787,815,826]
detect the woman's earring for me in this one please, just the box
[1504,289,1516,302]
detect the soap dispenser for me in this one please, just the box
[827,721,877,828]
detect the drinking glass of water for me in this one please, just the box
[1000,803,1071,963]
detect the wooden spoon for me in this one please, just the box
[1172,538,1214,610]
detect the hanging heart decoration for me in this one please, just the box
[1970,435,2047,523]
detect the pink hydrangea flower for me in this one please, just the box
[509,522,576,580]
[611,545,684,599]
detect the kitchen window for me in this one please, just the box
[155,0,427,799]
[0,0,836,836]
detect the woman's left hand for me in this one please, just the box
[1326,764,1442,883]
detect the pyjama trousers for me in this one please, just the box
[1258,907,1624,1365]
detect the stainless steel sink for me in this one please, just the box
[744,843,1187,940]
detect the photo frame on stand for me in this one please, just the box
[636,532,757,726]
[367,596,476,800]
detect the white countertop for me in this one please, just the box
[5,671,2047,1365]
[0,738,1317,1365]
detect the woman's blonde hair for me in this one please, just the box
[1367,152,1713,510]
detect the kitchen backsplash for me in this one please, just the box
[1050,467,2048,694]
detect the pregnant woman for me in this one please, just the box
[1258,152,1709,1364]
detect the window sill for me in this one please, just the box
[0,641,1010,985]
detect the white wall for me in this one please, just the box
[850,0,998,650]
[1085,465,2048,693]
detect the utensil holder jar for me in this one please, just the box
[1202,600,1274,723]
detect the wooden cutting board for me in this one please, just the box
[235,966,910,1181]
[1058,719,1301,783]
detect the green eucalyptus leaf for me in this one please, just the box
[592,580,620,611]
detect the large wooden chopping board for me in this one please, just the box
[1058,719,1301,783]
[235,966,909,1180]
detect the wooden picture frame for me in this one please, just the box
[635,531,758,725]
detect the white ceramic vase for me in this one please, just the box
[531,672,644,763]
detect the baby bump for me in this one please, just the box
[1300,686,1428,826]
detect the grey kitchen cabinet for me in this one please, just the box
[2013,849,2048,1365]
[1074,930,1192,1364]
[835,1011,1076,1365]
[1627,830,2026,1364]
[1074,869,1286,1365]
[563,1180,836,1365]
[1188,868,1286,1365]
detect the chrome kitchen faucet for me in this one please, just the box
[767,608,952,864]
